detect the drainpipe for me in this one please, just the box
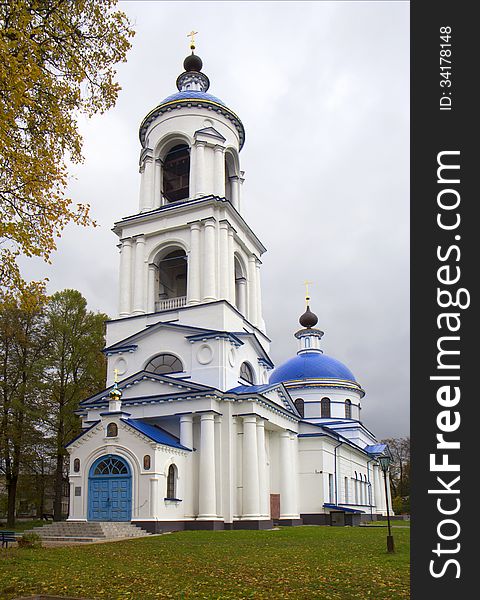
[333,440,343,505]
[367,458,375,520]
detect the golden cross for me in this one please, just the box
[304,280,313,302]
[187,30,198,50]
[113,368,119,384]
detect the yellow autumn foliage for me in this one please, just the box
[0,0,134,296]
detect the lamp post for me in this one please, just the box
[378,455,395,553]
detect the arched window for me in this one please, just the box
[162,144,190,202]
[143,455,151,470]
[106,423,118,437]
[145,353,183,375]
[294,398,305,418]
[240,361,255,384]
[321,397,331,418]
[345,399,352,419]
[166,464,177,499]
[93,456,128,476]
[73,458,80,473]
[156,249,187,308]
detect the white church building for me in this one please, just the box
[66,46,392,532]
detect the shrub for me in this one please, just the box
[392,496,404,515]
[17,532,42,548]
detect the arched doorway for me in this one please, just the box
[88,455,132,521]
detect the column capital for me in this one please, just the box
[242,414,258,425]
[203,217,216,227]
[213,144,226,153]
[195,140,207,148]
[120,237,133,247]
[189,221,202,231]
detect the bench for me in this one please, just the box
[0,530,16,548]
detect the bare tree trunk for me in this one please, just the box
[6,473,18,528]
[53,422,65,521]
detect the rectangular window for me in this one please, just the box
[328,474,334,503]
[344,477,349,504]
[354,479,358,504]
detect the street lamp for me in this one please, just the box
[378,454,395,553]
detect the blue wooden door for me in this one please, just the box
[88,455,132,521]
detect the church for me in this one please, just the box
[66,42,392,532]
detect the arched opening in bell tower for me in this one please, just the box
[234,256,247,315]
[162,144,190,203]
[154,248,188,311]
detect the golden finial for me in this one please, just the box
[304,280,313,304]
[187,30,198,51]
[113,368,119,384]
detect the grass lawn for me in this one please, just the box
[0,525,409,600]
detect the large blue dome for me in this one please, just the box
[269,352,356,384]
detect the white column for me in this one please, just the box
[180,414,193,448]
[237,278,247,316]
[187,222,201,305]
[132,236,146,315]
[195,141,206,197]
[202,219,216,301]
[215,415,223,518]
[255,258,263,329]
[149,478,158,518]
[247,255,258,325]
[230,176,240,210]
[119,239,133,316]
[154,158,162,208]
[228,228,235,303]
[279,431,297,519]
[213,145,225,197]
[180,414,194,518]
[242,416,260,518]
[256,419,269,518]
[198,413,216,519]
[238,171,245,212]
[139,153,154,212]
[147,264,156,313]
[219,221,230,300]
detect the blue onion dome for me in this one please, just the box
[269,352,357,385]
[139,50,245,149]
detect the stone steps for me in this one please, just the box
[24,521,151,542]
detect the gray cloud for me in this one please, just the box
[20,1,410,438]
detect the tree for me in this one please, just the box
[0,283,47,526]
[41,289,106,520]
[382,436,410,502]
[0,0,134,294]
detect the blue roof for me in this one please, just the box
[364,443,388,455]
[323,503,365,514]
[227,384,273,394]
[159,90,226,107]
[123,419,191,451]
[269,352,356,384]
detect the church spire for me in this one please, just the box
[295,285,324,354]
[177,31,210,92]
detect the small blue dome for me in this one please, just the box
[269,352,356,384]
[159,90,226,107]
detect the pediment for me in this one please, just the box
[194,127,226,142]
[81,371,215,407]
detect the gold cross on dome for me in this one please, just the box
[187,30,198,50]
[113,368,119,383]
[304,280,313,302]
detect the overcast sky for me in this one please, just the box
[20,1,410,438]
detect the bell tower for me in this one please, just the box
[111,42,266,335]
